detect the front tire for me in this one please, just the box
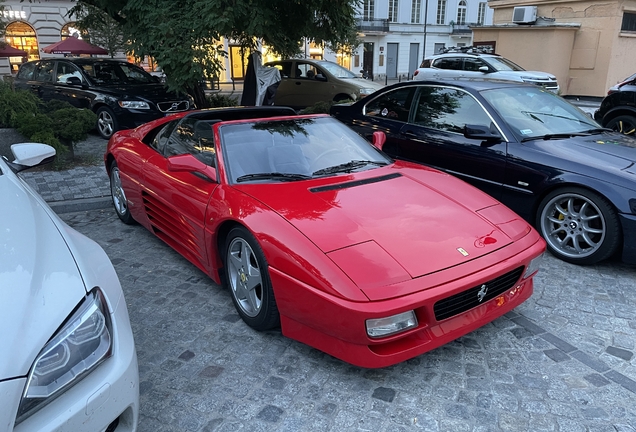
[536,187,620,265]
[224,226,280,331]
[109,161,135,224]
[96,106,119,139]
[606,115,636,136]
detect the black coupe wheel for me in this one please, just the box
[537,187,620,265]
[109,161,134,224]
[606,115,636,136]
[224,226,280,331]
[96,106,119,139]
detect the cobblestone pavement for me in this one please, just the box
[60,208,636,432]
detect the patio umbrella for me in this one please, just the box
[0,45,28,57]
[43,37,108,55]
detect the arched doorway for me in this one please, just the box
[5,21,39,73]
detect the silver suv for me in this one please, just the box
[413,49,559,93]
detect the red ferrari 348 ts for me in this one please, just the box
[105,107,545,368]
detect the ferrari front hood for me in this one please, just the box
[243,168,512,279]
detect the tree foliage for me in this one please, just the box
[71,4,128,57]
[71,0,361,104]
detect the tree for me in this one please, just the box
[70,0,361,108]
[71,4,128,58]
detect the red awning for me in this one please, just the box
[0,45,28,58]
[42,37,108,55]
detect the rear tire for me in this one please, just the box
[605,115,636,136]
[109,161,135,224]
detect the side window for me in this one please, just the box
[17,62,36,80]
[34,61,55,83]
[269,62,292,78]
[364,87,417,123]
[149,120,179,154]
[434,57,462,70]
[463,58,486,72]
[295,62,318,79]
[413,87,492,133]
[161,117,217,166]
[56,62,84,84]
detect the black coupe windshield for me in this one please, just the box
[481,87,601,140]
[80,62,156,85]
[220,117,390,183]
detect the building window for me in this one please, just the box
[477,2,486,25]
[622,12,636,32]
[364,0,375,20]
[456,0,467,25]
[5,21,40,73]
[389,0,399,23]
[411,0,422,23]
[437,0,447,24]
[61,22,84,39]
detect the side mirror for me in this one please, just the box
[7,143,56,173]
[372,131,386,151]
[315,74,327,82]
[66,76,82,86]
[478,66,489,73]
[167,154,217,182]
[464,124,502,143]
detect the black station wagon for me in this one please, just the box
[14,58,194,139]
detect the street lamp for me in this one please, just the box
[423,0,429,60]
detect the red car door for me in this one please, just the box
[141,117,218,273]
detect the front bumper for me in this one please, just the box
[273,235,545,368]
[2,291,139,432]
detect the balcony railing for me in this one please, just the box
[356,18,390,33]
[451,22,480,34]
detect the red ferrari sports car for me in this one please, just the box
[104,107,546,368]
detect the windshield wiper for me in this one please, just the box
[235,172,312,183]
[312,160,388,176]
[521,132,595,142]
[582,127,612,134]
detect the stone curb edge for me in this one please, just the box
[48,196,112,214]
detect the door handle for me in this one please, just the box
[295,81,302,85]
[401,130,418,137]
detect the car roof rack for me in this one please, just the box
[438,46,497,55]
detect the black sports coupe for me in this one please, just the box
[332,78,636,265]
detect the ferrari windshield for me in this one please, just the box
[80,62,156,85]
[220,116,390,183]
[481,86,601,140]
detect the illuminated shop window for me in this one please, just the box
[5,21,39,73]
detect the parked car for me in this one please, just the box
[1,143,138,431]
[331,79,636,266]
[594,73,636,136]
[264,59,384,109]
[413,49,559,93]
[104,106,545,368]
[14,58,194,139]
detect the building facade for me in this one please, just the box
[473,0,636,96]
[353,0,494,79]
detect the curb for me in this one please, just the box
[48,196,112,214]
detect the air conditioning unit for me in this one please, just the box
[512,6,537,24]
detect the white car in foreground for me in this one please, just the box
[0,144,138,431]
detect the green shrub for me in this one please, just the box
[207,92,239,107]
[30,131,66,157]
[39,99,76,115]
[0,81,39,128]
[15,113,54,139]
[48,108,97,143]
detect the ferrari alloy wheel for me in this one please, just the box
[110,161,134,224]
[97,106,118,139]
[224,226,279,331]
[606,115,636,136]
[537,187,620,265]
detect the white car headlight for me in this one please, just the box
[118,100,150,109]
[366,311,418,338]
[15,289,113,424]
[523,252,544,279]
